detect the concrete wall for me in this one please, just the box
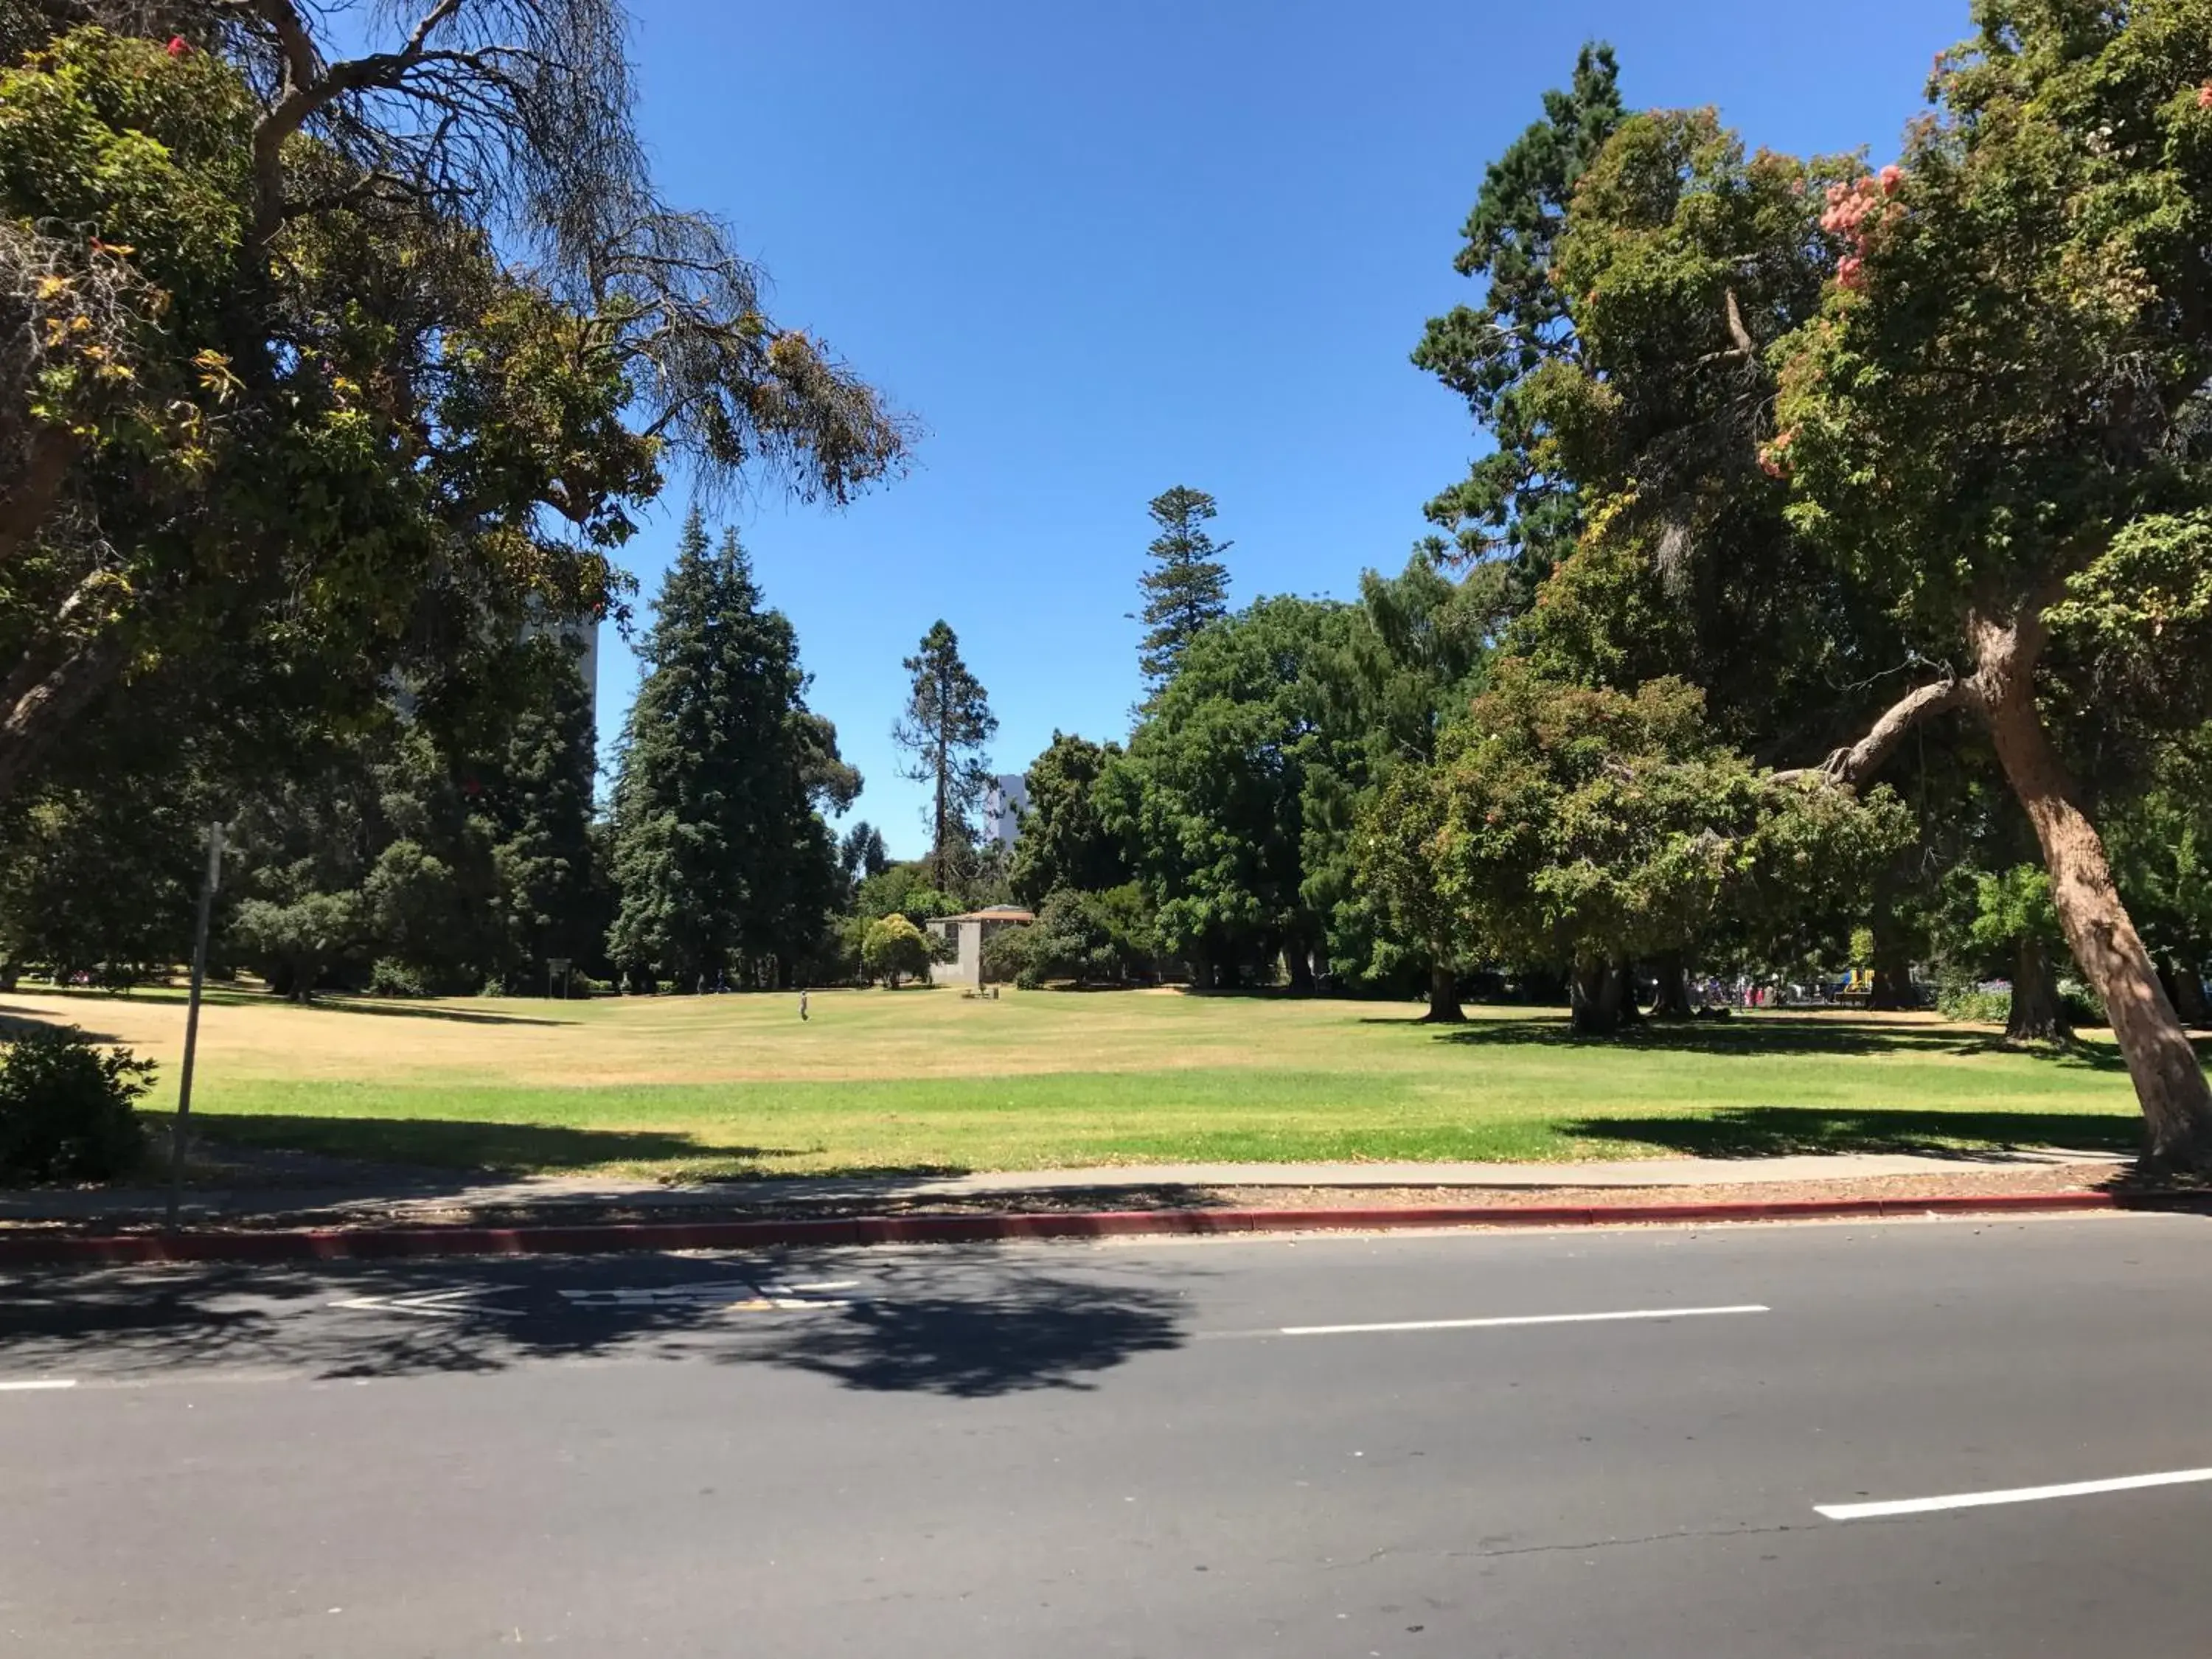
[928,920,982,987]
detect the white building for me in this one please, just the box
[926,906,1035,987]
[983,772,1029,848]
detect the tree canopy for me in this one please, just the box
[1411,42,1624,608]
[0,0,908,816]
[1009,732,1129,908]
[1371,663,1909,1033]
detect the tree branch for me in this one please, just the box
[0,629,130,808]
[1770,677,1967,790]
[1692,288,1761,368]
[248,0,470,242]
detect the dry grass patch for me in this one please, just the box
[0,986,2151,1180]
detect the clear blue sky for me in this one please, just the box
[607,0,1963,860]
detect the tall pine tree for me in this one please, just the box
[607,511,848,990]
[1411,44,1624,608]
[490,635,607,987]
[1134,487,1233,695]
[892,621,998,888]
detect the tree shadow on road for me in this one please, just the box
[0,1249,1198,1398]
[751,1267,1186,1397]
[1570,1105,2142,1159]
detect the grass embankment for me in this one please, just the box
[0,985,2150,1180]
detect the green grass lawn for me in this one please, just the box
[4,984,2158,1180]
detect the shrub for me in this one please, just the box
[861,914,934,986]
[0,1025,153,1181]
[1938,978,2105,1032]
[367,959,430,998]
[2059,978,2107,1028]
[1936,984,2011,1025]
[1019,886,1162,987]
[980,923,1040,986]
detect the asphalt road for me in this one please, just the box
[5,1214,2212,1656]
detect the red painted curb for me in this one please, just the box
[0,1188,2199,1267]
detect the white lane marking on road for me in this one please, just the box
[557,1280,855,1312]
[0,1378,75,1391]
[1818,1467,2212,1521]
[1281,1304,1770,1336]
[327,1288,521,1318]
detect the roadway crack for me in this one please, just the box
[1321,1548,1393,1571]
[1456,1521,1800,1560]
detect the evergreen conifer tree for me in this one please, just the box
[1133,487,1233,695]
[490,637,606,987]
[607,510,847,988]
[891,621,998,888]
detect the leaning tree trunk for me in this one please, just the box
[2006,936,2071,1044]
[1570,961,1627,1037]
[1422,958,1464,1023]
[1973,617,2212,1172]
[1784,594,2212,1171]
[1649,953,1694,1020]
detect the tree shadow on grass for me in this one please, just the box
[174,1113,757,1175]
[277,996,572,1028]
[1570,1105,2143,1159]
[0,1250,1196,1397]
[1394,1012,2142,1071]
[0,1007,129,1045]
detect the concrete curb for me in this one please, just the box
[0,1189,2202,1267]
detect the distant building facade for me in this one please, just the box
[983,772,1029,848]
[522,610,599,728]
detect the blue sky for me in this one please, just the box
[608,0,1964,860]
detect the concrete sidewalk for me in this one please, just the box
[0,1147,2126,1225]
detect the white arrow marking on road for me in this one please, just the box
[1281,1304,1770,1337]
[0,1378,76,1391]
[1818,1466,2212,1521]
